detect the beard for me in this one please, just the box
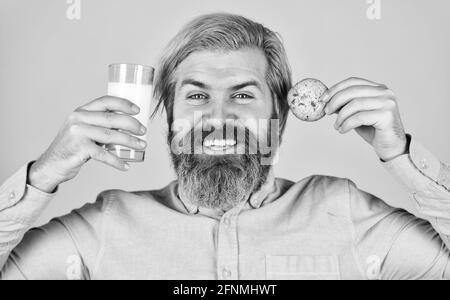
[169,125,273,211]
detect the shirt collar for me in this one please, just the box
[248,169,276,209]
[175,169,277,217]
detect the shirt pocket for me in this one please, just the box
[265,255,340,280]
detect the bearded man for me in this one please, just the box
[0,13,449,280]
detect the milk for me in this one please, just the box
[107,82,153,161]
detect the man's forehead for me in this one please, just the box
[174,48,268,85]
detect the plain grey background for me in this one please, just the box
[1,0,449,226]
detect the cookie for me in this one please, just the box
[288,78,328,122]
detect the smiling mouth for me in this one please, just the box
[203,138,238,153]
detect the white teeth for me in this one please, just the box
[203,139,237,147]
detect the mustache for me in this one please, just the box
[167,119,280,165]
[168,123,254,151]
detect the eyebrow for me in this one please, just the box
[180,79,211,89]
[180,78,262,92]
[230,81,262,92]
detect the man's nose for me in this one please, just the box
[207,101,237,121]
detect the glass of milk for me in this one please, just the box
[105,63,154,162]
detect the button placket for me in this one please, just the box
[216,210,240,280]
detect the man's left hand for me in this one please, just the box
[322,77,408,162]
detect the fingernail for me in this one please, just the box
[140,126,147,134]
[139,140,147,147]
[124,163,130,170]
[132,105,140,113]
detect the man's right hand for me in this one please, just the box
[28,96,147,193]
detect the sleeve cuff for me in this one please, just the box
[0,163,55,224]
[382,135,449,193]
[0,164,29,211]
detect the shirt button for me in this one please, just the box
[9,191,16,200]
[420,158,428,170]
[223,217,231,225]
[222,268,231,278]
